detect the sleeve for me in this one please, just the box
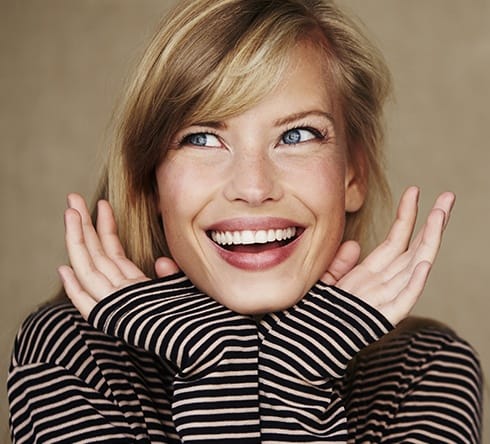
[343,321,482,443]
[8,362,146,443]
[88,273,262,443]
[88,273,258,376]
[8,304,169,444]
[383,329,482,443]
[257,281,394,442]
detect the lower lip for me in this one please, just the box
[210,234,302,271]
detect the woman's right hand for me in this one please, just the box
[58,193,179,320]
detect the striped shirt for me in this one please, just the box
[8,273,482,443]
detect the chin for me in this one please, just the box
[207,278,310,315]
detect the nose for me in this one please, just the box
[223,149,283,206]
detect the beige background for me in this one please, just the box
[1,0,488,442]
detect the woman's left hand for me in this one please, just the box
[321,187,455,326]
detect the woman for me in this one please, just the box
[8,0,482,442]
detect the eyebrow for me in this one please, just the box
[273,110,336,127]
[192,121,227,130]
[191,110,335,130]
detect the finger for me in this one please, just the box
[406,207,446,270]
[385,186,419,248]
[382,261,432,325]
[437,191,456,230]
[363,191,452,285]
[407,191,455,254]
[155,257,180,278]
[321,240,360,285]
[371,206,445,289]
[58,265,97,320]
[64,207,116,299]
[96,200,147,280]
[363,186,419,270]
[67,193,127,284]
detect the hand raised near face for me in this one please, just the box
[58,193,179,320]
[321,187,455,326]
[320,240,361,286]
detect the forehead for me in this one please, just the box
[228,49,330,127]
[236,42,341,132]
[189,40,339,126]
[280,42,336,106]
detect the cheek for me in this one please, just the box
[155,162,191,244]
[155,158,216,254]
[288,154,347,214]
[156,155,200,214]
[292,156,348,263]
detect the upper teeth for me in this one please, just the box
[211,227,297,246]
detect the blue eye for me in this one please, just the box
[182,132,221,148]
[281,128,318,145]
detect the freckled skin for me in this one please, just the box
[156,44,364,314]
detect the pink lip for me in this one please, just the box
[207,216,300,232]
[206,218,304,271]
[210,235,302,271]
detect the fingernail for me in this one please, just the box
[57,266,65,283]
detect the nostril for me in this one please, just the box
[223,155,283,205]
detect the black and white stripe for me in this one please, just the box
[8,274,482,443]
[257,284,393,442]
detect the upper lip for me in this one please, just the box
[206,217,303,232]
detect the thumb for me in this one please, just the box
[321,240,360,285]
[155,257,180,278]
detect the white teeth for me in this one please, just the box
[211,227,297,246]
[225,231,233,244]
[241,230,255,244]
[255,230,268,244]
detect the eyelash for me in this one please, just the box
[281,124,328,145]
[177,130,221,147]
[176,124,330,148]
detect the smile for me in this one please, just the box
[210,227,297,247]
[206,223,303,271]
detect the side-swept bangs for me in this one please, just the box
[104,0,391,274]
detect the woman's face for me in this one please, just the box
[156,44,364,314]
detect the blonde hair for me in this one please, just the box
[97,0,392,277]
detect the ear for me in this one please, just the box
[344,152,367,213]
